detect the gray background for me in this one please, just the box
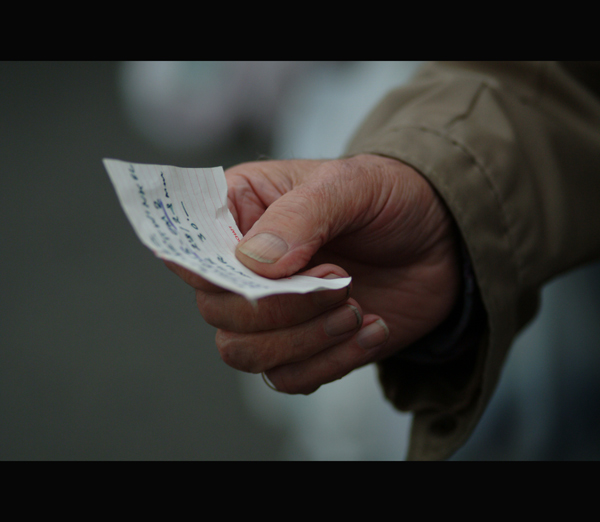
[0,61,284,460]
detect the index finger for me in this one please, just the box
[196,263,352,333]
[197,282,351,333]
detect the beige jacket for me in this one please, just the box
[346,61,600,460]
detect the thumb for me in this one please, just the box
[235,157,383,279]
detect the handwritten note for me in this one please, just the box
[103,159,351,300]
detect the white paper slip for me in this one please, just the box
[103,159,351,300]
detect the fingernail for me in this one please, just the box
[324,305,361,337]
[238,233,288,264]
[356,319,389,350]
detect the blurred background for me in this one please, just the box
[2,61,600,460]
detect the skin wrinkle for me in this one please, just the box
[323,164,452,269]
[302,184,347,246]
[228,161,319,230]
[228,178,269,234]
[310,161,387,241]
[391,173,450,257]
[364,197,422,259]
[260,294,302,331]
[236,157,411,259]
[241,171,284,203]
[228,186,258,232]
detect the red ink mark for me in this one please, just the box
[229,226,241,242]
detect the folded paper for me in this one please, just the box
[103,159,351,300]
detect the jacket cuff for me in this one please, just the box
[396,240,486,364]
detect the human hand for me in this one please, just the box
[166,154,460,394]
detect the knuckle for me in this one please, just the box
[266,296,296,327]
[195,292,224,329]
[256,295,296,329]
[196,293,253,332]
[316,157,355,183]
[215,330,264,373]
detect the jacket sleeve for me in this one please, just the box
[344,61,600,460]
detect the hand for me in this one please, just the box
[166,154,460,394]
